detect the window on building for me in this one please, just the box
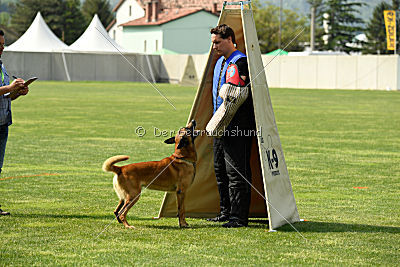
[144,40,147,53]
[129,6,132,17]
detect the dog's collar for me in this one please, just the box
[173,154,196,167]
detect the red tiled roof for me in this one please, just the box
[106,18,116,31]
[120,8,215,27]
[113,0,221,13]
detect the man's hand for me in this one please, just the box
[7,79,29,100]
[9,78,25,92]
[18,87,29,96]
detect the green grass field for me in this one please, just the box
[0,81,399,265]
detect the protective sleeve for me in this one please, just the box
[206,83,249,137]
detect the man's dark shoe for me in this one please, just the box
[206,214,229,222]
[222,220,246,228]
[0,206,10,216]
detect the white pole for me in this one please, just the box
[61,52,71,82]
[311,6,315,51]
[145,54,156,84]
[279,0,282,49]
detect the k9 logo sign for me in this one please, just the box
[266,148,278,170]
[263,135,280,177]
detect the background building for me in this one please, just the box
[107,0,220,54]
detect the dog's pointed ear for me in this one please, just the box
[164,137,175,144]
[177,137,188,149]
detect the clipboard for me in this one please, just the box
[24,77,38,86]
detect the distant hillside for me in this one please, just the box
[1,0,394,23]
[107,0,396,19]
[107,0,393,20]
[266,0,393,22]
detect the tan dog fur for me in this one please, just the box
[102,120,197,229]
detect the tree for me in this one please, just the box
[0,24,18,46]
[363,0,400,54]
[11,0,64,37]
[307,0,325,50]
[82,0,113,28]
[393,0,400,10]
[363,1,394,54]
[253,0,309,53]
[0,0,17,44]
[10,0,85,44]
[0,11,10,25]
[390,0,400,53]
[321,0,365,53]
[63,0,86,45]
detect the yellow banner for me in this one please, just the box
[384,10,396,51]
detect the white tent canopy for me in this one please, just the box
[69,14,126,53]
[5,12,69,52]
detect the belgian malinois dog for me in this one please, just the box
[102,120,197,228]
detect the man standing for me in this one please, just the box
[0,29,29,216]
[207,24,255,228]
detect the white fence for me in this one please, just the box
[262,55,400,90]
[162,54,400,90]
[3,52,399,90]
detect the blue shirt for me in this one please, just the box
[0,62,12,126]
[212,50,246,113]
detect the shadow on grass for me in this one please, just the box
[145,224,218,230]
[12,213,156,221]
[19,214,387,233]
[279,221,400,234]
[144,218,270,230]
[9,214,271,229]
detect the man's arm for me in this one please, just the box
[0,78,27,100]
[0,78,25,97]
[236,57,250,84]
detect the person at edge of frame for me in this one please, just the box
[207,24,256,228]
[0,29,30,216]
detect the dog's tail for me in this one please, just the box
[102,155,130,174]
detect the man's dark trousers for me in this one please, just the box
[213,134,252,225]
